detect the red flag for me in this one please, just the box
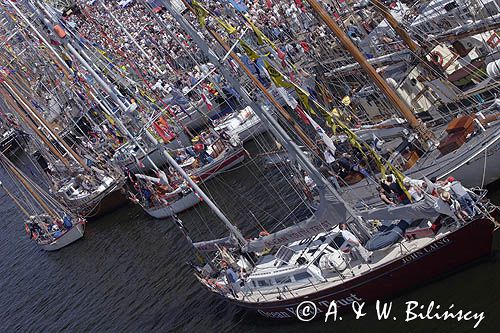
[152,122,170,142]
[300,41,310,53]
[294,105,310,125]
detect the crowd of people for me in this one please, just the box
[26,215,74,241]
[378,174,476,223]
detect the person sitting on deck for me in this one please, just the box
[403,178,424,202]
[377,186,395,206]
[192,138,214,166]
[435,191,469,223]
[339,223,372,263]
[383,175,410,205]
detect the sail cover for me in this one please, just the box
[358,196,440,221]
[243,187,349,253]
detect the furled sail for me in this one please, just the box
[193,236,238,252]
[243,188,349,253]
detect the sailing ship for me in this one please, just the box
[0,152,85,251]
[0,1,129,219]
[137,0,499,321]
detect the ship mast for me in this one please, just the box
[171,1,318,152]
[370,0,419,52]
[307,0,434,145]
[165,0,371,238]
[0,153,58,217]
[37,3,248,245]
[0,84,73,168]
[3,78,90,171]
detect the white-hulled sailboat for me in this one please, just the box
[0,152,85,251]
[153,0,499,321]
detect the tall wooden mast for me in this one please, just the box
[0,153,58,217]
[307,0,434,144]
[0,84,72,168]
[370,0,419,52]
[3,78,90,171]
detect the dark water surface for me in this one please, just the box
[1,141,499,333]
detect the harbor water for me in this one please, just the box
[1,141,499,333]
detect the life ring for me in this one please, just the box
[259,230,270,237]
[430,51,444,66]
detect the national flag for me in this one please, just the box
[153,121,170,142]
[135,156,145,169]
[201,93,213,110]
[302,112,336,157]
[294,105,310,125]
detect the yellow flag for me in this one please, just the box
[294,85,316,115]
[103,112,116,126]
[215,17,237,34]
[264,60,293,88]
[239,39,260,61]
[244,15,276,49]
[192,0,208,29]
[386,162,412,202]
[330,108,341,117]
[341,96,351,106]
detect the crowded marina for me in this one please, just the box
[0,0,499,328]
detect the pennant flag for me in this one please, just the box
[302,111,336,156]
[294,85,316,116]
[341,95,351,106]
[239,39,260,61]
[244,15,276,49]
[103,112,116,126]
[330,108,341,117]
[276,87,298,109]
[294,105,310,125]
[192,0,208,29]
[263,60,293,88]
[215,17,237,34]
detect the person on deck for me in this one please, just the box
[377,186,395,206]
[447,176,475,216]
[435,191,469,223]
[192,138,214,166]
[220,260,240,298]
[339,223,372,263]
